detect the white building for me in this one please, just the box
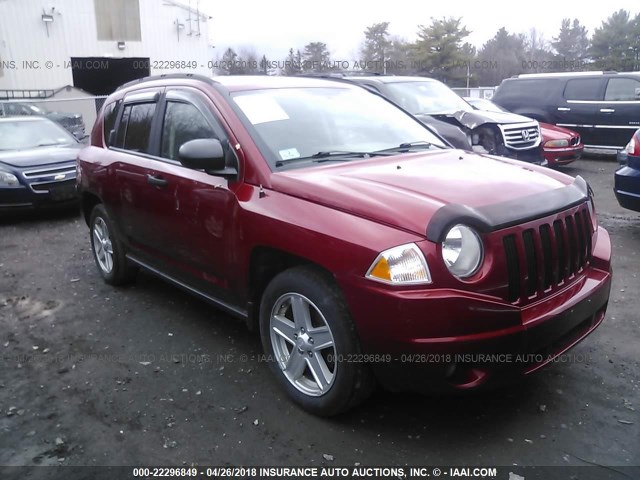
[0,0,213,96]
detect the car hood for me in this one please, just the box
[0,145,81,168]
[271,150,573,236]
[414,114,471,150]
[46,112,82,121]
[540,122,579,141]
[447,109,535,129]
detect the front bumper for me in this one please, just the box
[0,180,78,212]
[340,227,612,392]
[502,145,544,164]
[544,145,583,167]
[614,157,640,212]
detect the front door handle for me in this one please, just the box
[147,174,168,188]
[557,107,571,112]
[600,108,615,113]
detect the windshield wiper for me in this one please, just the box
[276,150,389,167]
[374,141,442,154]
[36,142,62,147]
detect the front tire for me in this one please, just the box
[89,204,137,286]
[259,266,375,416]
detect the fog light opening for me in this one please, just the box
[448,363,489,389]
[444,361,457,378]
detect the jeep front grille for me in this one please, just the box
[502,204,593,303]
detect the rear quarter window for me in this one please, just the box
[115,102,156,153]
[604,78,640,101]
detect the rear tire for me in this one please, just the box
[259,265,375,416]
[89,204,137,286]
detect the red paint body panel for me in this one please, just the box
[540,122,584,167]
[272,152,571,236]
[78,75,612,392]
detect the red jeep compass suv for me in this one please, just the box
[77,74,612,416]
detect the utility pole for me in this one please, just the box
[466,62,470,92]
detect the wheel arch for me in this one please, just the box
[81,191,102,226]
[246,246,336,332]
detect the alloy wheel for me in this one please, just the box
[269,293,337,396]
[92,217,114,274]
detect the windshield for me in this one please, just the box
[0,119,77,150]
[232,87,447,169]
[27,104,47,115]
[385,81,474,115]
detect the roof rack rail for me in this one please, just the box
[297,72,349,78]
[297,70,390,78]
[515,71,618,79]
[339,70,389,76]
[116,73,215,91]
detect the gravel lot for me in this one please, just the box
[0,157,638,473]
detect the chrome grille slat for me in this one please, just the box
[23,164,76,179]
[498,122,542,150]
[539,224,553,290]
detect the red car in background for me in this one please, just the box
[466,98,583,167]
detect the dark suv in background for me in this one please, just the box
[0,101,85,139]
[493,72,640,150]
[329,75,544,164]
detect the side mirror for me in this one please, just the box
[178,138,239,179]
[635,88,640,100]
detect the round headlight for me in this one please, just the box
[442,225,483,278]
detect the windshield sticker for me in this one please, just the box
[234,95,290,125]
[278,148,300,160]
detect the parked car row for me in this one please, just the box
[464,98,584,167]
[74,74,612,416]
[312,73,546,164]
[491,70,640,213]
[3,71,639,216]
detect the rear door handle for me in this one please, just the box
[147,174,168,188]
[600,108,615,113]
[557,107,571,112]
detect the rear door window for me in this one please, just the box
[102,100,121,146]
[604,78,640,101]
[115,104,131,147]
[116,102,156,153]
[563,79,604,101]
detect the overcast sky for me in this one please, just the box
[203,0,639,61]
